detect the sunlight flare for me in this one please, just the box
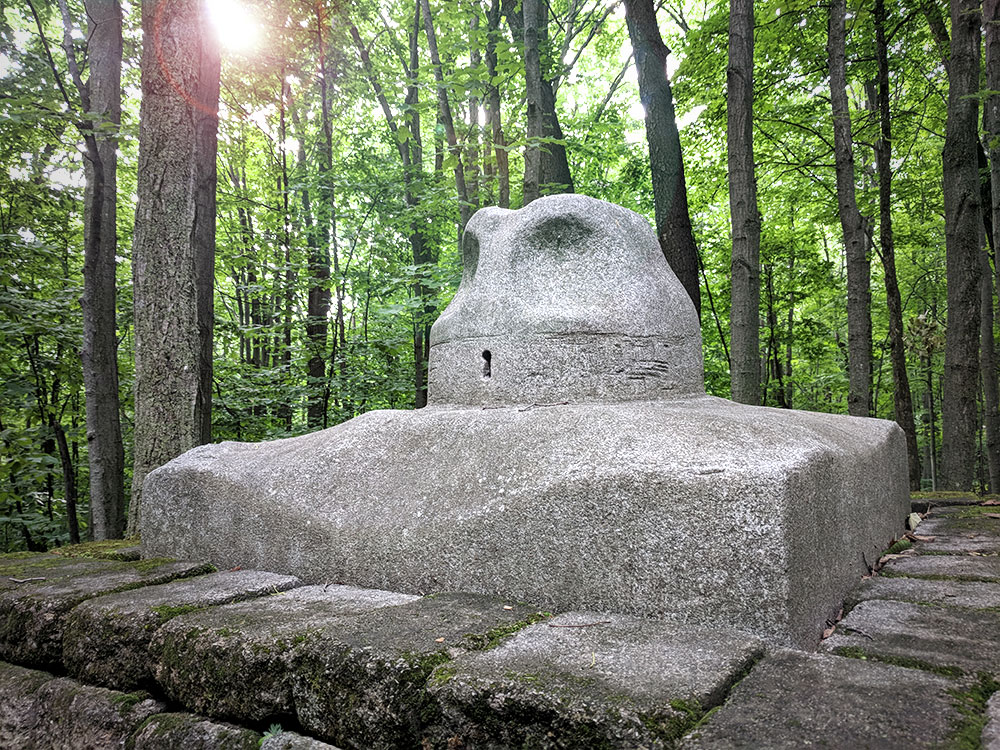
[206,0,260,52]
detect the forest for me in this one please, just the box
[0,0,995,550]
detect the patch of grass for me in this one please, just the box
[948,673,1000,749]
[832,646,964,678]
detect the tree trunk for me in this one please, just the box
[77,0,125,539]
[941,0,983,491]
[981,244,1000,491]
[420,0,471,232]
[727,0,761,405]
[984,0,1000,490]
[874,0,921,488]
[307,4,333,429]
[828,0,872,418]
[522,0,542,205]
[623,0,701,317]
[129,0,220,534]
[485,0,509,208]
[503,0,573,199]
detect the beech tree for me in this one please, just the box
[623,0,701,316]
[129,0,221,532]
[941,0,982,491]
[727,0,760,404]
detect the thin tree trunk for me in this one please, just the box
[77,0,125,538]
[278,77,293,431]
[306,3,333,428]
[129,0,220,534]
[420,0,471,232]
[983,0,1000,489]
[623,0,701,317]
[874,0,921,488]
[828,0,872,418]
[941,0,983,491]
[485,0,509,207]
[981,243,1000,491]
[727,0,761,405]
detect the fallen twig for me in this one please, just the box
[8,577,45,583]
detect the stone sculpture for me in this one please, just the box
[143,194,909,646]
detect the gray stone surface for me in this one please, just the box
[428,612,764,749]
[0,554,212,667]
[680,650,961,749]
[63,569,302,690]
[848,574,1000,610]
[914,512,1000,554]
[882,553,1000,582]
[142,195,909,648]
[428,194,703,406]
[0,661,165,750]
[128,713,259,749]
[909,492,984,513]
[821,599,1000,675]
[984,692,1000,750]
[261,730,342,750]
[151,584,417,723]
[292,593,546,749]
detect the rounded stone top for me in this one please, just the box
[427,194,704,406]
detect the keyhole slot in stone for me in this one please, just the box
[482,350,492,378]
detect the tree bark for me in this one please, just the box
[623,0,701,317]
[522,0,542,205]
[72,0,126,539]
[503,0,573,198]
[420,0,471,232]
[485,0,510,207]
[941,0,983,491]
[727,0,761,405]
[828,0,872,418]
[874,0,921,488]
[984,0,1000,490]
[981,244,1000,491]
[129,0,220,534]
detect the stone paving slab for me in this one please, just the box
[821,599,1000,676]
[985,692,1000,750]
[427,612,764,749]
[848,574,1000,610]
[882,553,1000,582]
[679,650,962,749]
[151,584,419,724]
[0,660,165,749]
[63,569,303,691]
[915,514,1000,554]
[128,712,259,749]
[0,555,213,667]
[292,592,549,749]
[261,730,342,750]
[910,492,985,513]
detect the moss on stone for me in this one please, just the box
[427,663,459,688]
[947,673,1000,749]
[50,539,141,560]
[463,611,552,651]
[150,604,205,624]
[110,690,151,716]
[832,646,964,678]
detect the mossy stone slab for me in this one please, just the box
[0,555,213,668]
[984,692,1000,750]
[0,660,165,749]
[427,612,764,749]
[680,650,960,749]
[129,712,259,749]
[151,584,418,724]
[848,574,1000,610]
[292,592,547,749]
[63,569,302,691]
[261,730,343,750]
[914,514,1000,555]
[881,554,1000,583]
[821,599,1000,676]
